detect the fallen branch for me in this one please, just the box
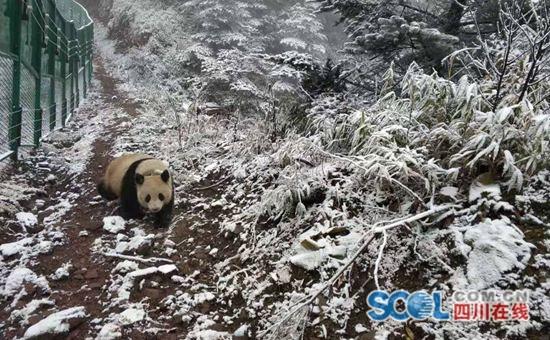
[373,230,388,290]
[100,252,174,264]
[194,177,230,191]
[260,204,454,338]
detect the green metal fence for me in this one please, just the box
[0,0,93,161]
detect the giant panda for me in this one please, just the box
[97,153,174,227]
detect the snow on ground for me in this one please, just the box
[0,3,548,339]
[15,213,38,230]
[68,15,548,338]
[0,50,133,337]
[463,217,533,289]
[23,306,87,339]
[103,216,126,234]
[2,268,50,298]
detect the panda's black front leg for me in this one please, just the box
[120,197,144,220]
[156,198,173,228]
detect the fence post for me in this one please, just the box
[46,0,56,131]
[68,22,74,116]
[69,22,77,111]
[31,0,43,146]
[81,29,87,98]
[88,25,92,84]
[59,16,67,126]
[8,0,23,160]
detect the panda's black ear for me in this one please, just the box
[135,173,145,185]
[161,170,170,183]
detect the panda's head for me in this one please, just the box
[135,170,172,213]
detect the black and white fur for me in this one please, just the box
[97,154,174,227]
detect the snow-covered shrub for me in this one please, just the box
[308,59,549,202]
[84,1,550,338]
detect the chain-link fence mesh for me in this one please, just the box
[20,65,36,146]
[78,66,84,101]
[0,55,12,156]
[0,0,93,161]
[55,78,63,129]
[40,76,53,136]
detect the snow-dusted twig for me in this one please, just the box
[194,177,230,191]
[100,252,174,264]
[373,230,388,290]
[371,204,455,233]
[261,204,453,338]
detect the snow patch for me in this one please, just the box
[9,299,55,326]
[2,267,50,297]
[440,186,458,199]
[50,262,72,281]
[289,229,360,271]
[103,216,126,234]
[113,260,139,274]
[469,175,501,202]
[463,218,533,289]
[16,212,38,228]
[0,238,33,257]
[233,324,248,337]
[117,307,145,325]
[96,323,122,340]
[158,264,178,274]
[115,228,153,254]
[23,306,87,339]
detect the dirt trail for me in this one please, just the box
[1,40,243,339]
[42,56,140,337]
[0,52,144,338]
[0,4,252,337]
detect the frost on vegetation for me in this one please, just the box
[259,165,329,219]
[308,62,549,201]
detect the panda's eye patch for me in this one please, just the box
[145,195,151,203]
[159,194,165,201]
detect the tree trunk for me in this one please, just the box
[443,0,467,35]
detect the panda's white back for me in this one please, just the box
[136,159,169,177]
